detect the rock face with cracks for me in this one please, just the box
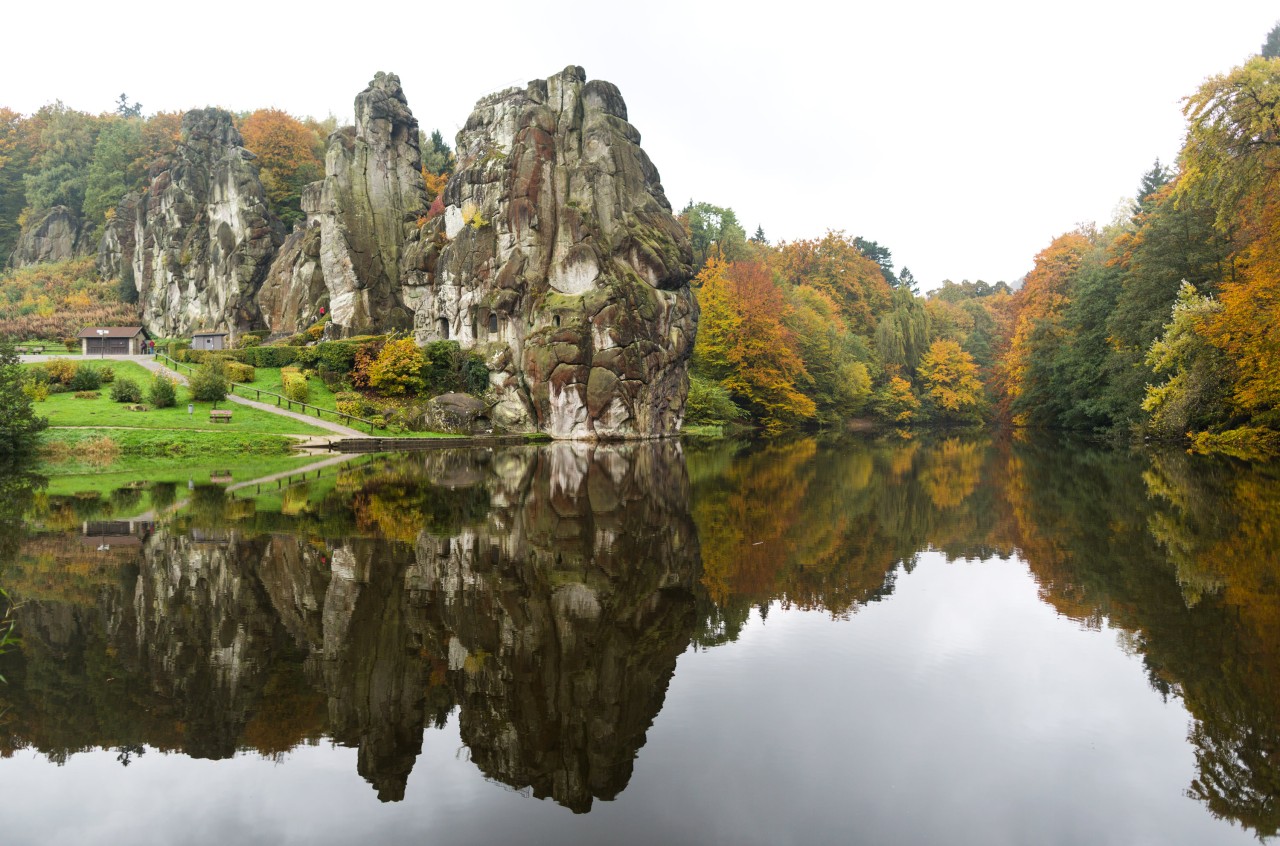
[261,72,429,336]
[132,108,283,337]
[415,66,697,439]
[9,206,88,268]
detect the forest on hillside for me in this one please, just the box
[3,24,1280,455]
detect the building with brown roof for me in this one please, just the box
[78,327,149,355]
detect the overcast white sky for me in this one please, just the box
[3,1,1276,288]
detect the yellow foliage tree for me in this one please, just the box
[919,339,984,420]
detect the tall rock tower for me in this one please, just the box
[418,66,698,439]
[133,108,283,336]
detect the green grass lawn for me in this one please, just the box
[29,361,329,436]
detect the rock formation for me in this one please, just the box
[259,72,428,335]
[8,206,88,267]
[132,108,283,337]
[256,184,328,331]
[416,66,698,439]
[96,190,141,281]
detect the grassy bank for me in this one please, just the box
[27,360,329,436]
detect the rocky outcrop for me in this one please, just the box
[133,108,284,337]
[260,73,429,336]
[9,206,87,267]
[414,66,698,439]
[96,190,141,282]
[256,184,328,332]
[422,392,491,435]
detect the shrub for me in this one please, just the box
[351,338,387,389]
[148,373,177,408]
[225,361,255,383]
[74,390,100,399]
[62,337,78,352]
[282,367,310,403]
[315,339,364,374]
[368,338,426,396]
[110,378,144,404]
[69,364,103,391]
[236,334,262,349]
[463,356,490,394]
[98,365,115,384]
[239,344,300,368]
[685,374,746,425]
[22,379,50,402]
[45,358,77,385]
[189,359,229,403]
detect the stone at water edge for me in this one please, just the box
[423,392,493,435]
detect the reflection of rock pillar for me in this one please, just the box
[319,540,427,802]
[131,529,278,759]
[411,441,701,811]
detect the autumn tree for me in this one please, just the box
[692,258,815,432]
[1142,282,1230,438]
[771,231,892,335]
[240,109,324,227]
[0,107,29,259]
[784,285,873,420]
[368,337,427,396]
[997,231,1090,424]
[1177,55,1280,431]
[919,339,984,422]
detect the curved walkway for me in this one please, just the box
[132,356,365,438]
[23,353,363,439]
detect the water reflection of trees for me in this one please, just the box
[1,436,1278,832]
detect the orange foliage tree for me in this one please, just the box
[693,258,815,432]
[1180,57,1280,427]
[997,231,1090,423]
[240,109,323,227]
[771,231,892,335]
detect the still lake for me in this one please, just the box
[1,436,1276,845]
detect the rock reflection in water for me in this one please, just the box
[410,442,700,811]
[0,441,701,811]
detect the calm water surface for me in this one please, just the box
[0,436,1276,845]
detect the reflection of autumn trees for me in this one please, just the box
[1002,441,1280,838]
[689,435,1013,629]
[3,439,1279,832]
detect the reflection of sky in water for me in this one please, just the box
[2,552,1249,846]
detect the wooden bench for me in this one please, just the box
[209,410,233,423]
